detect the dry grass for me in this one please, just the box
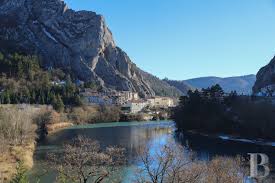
[67,106,98,124]
[0,105,38,148]
[67,105,121,124]
[205,156,246,183]
[46,122,73,134]
[35,110,74,135]
[0,105,45,181]
[0,139,35,182]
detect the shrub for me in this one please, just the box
[10,161,29,183]
[135,142,247,183]
[48,136,125,183]
[120,113,144,122]
[0,106,37,146]
[67,106,98,124]
[205,156,246,183]
[67,105,121,124]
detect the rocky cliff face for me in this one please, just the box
[0,0,181,97]
[253,56,275,94]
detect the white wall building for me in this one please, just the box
[110,91,139,105]
[147,97,174,108]
[122,100,148,113]
[86,96,113,105]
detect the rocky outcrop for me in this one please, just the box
[253,56,275,94]
[0,0,181,97]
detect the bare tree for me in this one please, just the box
[204,156,246,183]
[135,142,204,183]
[48,136,125,183]
[0,106,37,147]
[135,142,247,183]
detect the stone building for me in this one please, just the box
[147,97,174,108]
[122,100,148,113]
[110,91,139,105]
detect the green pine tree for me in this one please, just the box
[10,161,29,183]
[53,95,64,112]
[31,91,36,104]
[0,52,4,61]
[4,91,11,104]
[73,95,83,106]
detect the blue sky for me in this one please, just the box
[64,0,275,80]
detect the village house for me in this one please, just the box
[86,96,113,105]
[51,80,66,86]
[122,99,148,113]
[110,91,139,105]
[147,97,174,108]
[81,89,113,105]
[81,89,140,106]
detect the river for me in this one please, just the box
[30,121,275,182]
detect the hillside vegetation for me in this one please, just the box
[0,52,84,112]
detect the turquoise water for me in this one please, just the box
[30,121,175,182]
[30,120,275,182]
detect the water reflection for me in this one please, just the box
[32,121,175,182]
[32,121,275,182]
[176,132,275,167]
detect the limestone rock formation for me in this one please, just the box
[253,56,275,94]
[0,0,181,97]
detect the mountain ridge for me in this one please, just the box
[0,0,182,97]
[165,74,256,95]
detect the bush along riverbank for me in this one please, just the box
[172,84,275,142]
[0,103,151,181]
[0,105,46,182]
[0,104,259,183]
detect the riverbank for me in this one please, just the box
[31,120,253,183]
[0,104,169,181]
[0,105,73,182]
[173,88,275,142]
[46,122,74,134]
[177,129,275,147]
[0,105,48,181]
[0,142,35,182]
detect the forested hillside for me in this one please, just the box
[0,52,84,111]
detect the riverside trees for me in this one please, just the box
[47,136,246,183]
[173,84,275,140]
[48,136,126,183]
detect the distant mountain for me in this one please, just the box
[165,75,256,95]
[163,79,193,95]
[139,72,184,97]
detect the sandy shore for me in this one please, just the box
[46,122,74,134]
